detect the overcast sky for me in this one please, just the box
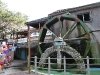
[2,0,100,21]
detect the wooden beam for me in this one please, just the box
[27,25,31,74]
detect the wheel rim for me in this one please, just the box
[38,13,91,72]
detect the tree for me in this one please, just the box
[0,0,28,39]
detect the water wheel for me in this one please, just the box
[38,13,91,72]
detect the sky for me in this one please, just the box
[2,0,100,21]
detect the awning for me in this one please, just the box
[26,17,48,28]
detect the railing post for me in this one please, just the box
[48,57,50,75]
[64,56,66,75]
[87,56,90,75]
[35,56,37,73]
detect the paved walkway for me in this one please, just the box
[0,60,37,75]
[0,69,36,75]
[6,71,36,75]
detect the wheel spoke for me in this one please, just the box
[38,44,42,54]
[59,19,63,37]
[64,37,87,41]
[45,27,58,38]
[63,22,77,39]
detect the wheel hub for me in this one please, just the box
[54,37,66,48]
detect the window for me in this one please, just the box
[84,13,90,21]
[77,12,91,22]
[77,14,83,21]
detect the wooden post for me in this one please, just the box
[64,56,66,75]
[48,57,50,75]
[87,56,90,75]
[35,56,37,73]
[38,23,42,54]
[27,25,31,74]
[39,23,41,31]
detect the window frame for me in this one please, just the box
[77,12,91,22]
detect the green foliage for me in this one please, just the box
[0,0,28,39]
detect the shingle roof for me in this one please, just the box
[68,1,100,12]
[26,2,100,28]
[49,2,100,17]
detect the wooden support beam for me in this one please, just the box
[27,25,31,74]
